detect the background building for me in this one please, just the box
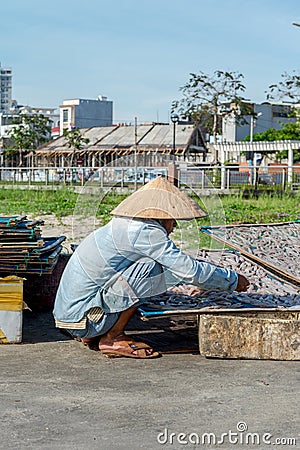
[0,105,59,144]
[0,63,12,113]
[222,101,297,142]
[32,122,207,167]
[59,96,113,135]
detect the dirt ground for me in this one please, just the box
[36,213,205,252]
[26,213,181,253]
[32,214,101,251]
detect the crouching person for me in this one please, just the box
[53,177,249,359]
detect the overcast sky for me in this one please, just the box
[1,0,299,124]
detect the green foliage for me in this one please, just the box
[267,71,300,103]
[6,114,52,165]
[172,192,300,250]
[8,114,51,150]
[243,122,300,162]
[0,188,78,217]
[0,189,298,223]
[220,193,300,223]
[0,190,299,252]
[244,122,300,142]
[172,70,246,142]
[62,128,90,167]
[63,128,90,151]
[0,188,127,220]
[191,192,300,224]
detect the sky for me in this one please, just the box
[1,0,300,124]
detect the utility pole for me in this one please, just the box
[134,116,137,191]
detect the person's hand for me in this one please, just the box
[235,274,250,292]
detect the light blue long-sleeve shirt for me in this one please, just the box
[53,217,238,323]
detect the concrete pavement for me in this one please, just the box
[0,311,299,450]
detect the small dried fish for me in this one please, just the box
[205,223,300,280]
[146,247,300,311]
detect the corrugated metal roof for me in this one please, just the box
[42,135,66,148]
[139,124,194,147]
[34,123,199,155]
[82,126,117,144]
[97,124,154,146]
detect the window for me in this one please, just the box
[272,105,291,118]
[63,109,69,122]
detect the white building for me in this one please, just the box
[222,101,297,142]
[59,96,113,135]
[0,105,60,143]
[0,64,12,113]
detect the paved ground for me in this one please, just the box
[0,311,299,450]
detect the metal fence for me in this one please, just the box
[179,166,300,190]
[0,165,299,190]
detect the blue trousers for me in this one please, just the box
[66,258,165,339]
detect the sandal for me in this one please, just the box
[77,336,100,350]
[100,339,161,359]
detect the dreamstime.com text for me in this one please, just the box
[157,422,297,446]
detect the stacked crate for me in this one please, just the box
[0,216,66,274]
[0,216,67,342]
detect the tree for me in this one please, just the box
[243,122,300,162]
[238,70,300,163]
[267,71,300,103]
[7,114,52,166]
[63,128,90,166]
[172,70,247,159]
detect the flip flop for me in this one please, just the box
[100,340,161,359]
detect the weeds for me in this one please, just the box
[0,188,299,248]
[0,187,299,222]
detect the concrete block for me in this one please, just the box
[199,312,300,360]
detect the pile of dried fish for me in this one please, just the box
[145,249,300,311]
[202,222,300,281]
[196,249,298,296]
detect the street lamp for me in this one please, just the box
[249,112,262,186]
[250,112,262,143]
[170,113,179,156]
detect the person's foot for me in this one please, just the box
[80,336,100,350]
[99,333,160,359]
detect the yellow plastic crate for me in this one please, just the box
[0,276,24,344]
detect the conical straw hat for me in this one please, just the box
[111,176,207,219]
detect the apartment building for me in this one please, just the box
[0,63,12,113]
[59,96,113,135]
